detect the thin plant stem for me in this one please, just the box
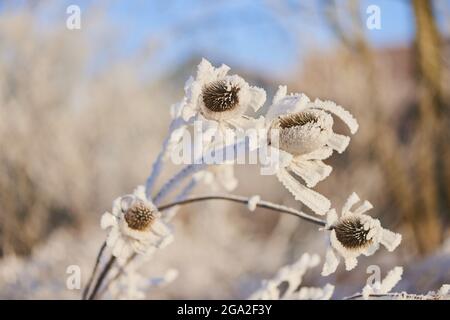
[344,292,437,300]
[96,253,137,299]
[82,241,106,300]
[157,194,327,227]
[153,163,206,205]
[151,138,247,205]
[88,255,116,300]
[145,118,184,199]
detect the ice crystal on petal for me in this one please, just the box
[181,58,266,131]
[264,86,358,215]
[362,266,403,299]
[250,253,334,300]
[321,192,402,275]
[101,186,173,263]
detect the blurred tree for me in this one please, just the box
[320,0,448,254]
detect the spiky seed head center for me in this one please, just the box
[124,201,155,231]
[202,80,240,113]
[334,217,373,250]
[278,111,318,129]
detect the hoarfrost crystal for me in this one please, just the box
[249,253,334,300]
[181,58,266,130]
[321,192,402,275]
[264,86,358,215]
[101,186,173,263]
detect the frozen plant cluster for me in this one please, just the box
[82,59,446,300]
[249,253,334,300]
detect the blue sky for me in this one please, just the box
[101,0,419,77]
[10,0,445,78]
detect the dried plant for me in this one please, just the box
[82,59,412,300]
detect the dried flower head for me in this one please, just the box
[124,200,156,231]
[202,80,241,113]
[101,186,173,263]
[263,86,358,215]
[181,58,266,128]
[321,192,402,276]
[271,110,333,156]
[333,216,374,250]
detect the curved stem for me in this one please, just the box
[82,241,106,300]
[96,253,137,299]
[145,118,185,198]
[157,194,327,227]
[88,255,116,300]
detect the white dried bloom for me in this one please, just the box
[249,253,333,300]
[265,86,359,215]
[362,266,403,299]
[182,58,266,129]
[321,192,402,276]
[101,186,173,263]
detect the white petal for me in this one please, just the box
[344,257,358,271]
[380,229,402,251]
[327,133,350,153]
[120,195,135,213]
[106,228,120,247]
[133,185,147,201]
[259,147,292,175]
[151,220,171,236]
[299,146,334,160]
[117,243,133,263]
[353,200,374,215]
[325,209,338,228]
[111,197,123,216]
[438,285,450,296]
[112,238,126,258]
[363,242,380,256]
[289,159,332,188]
[100,212,117,229]
[197,58,226,82]
[247,86,266,112]
[321,248,340,276]
[313,98,359,134]
[342,192,360,216]
[379,266,403,294]
[266,89,310,121]
[182,103,198,121]
[157,234,174,249]
[276,169,331,215]
[272,85,287,104]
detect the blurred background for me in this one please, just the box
[0,0,449,299]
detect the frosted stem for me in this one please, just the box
[145,118,185,199]
[157,194,327,227]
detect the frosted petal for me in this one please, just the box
[276,169,331,215]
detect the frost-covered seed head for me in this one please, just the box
[124,201,155,231]
[334,217,373,250]
[270,110,333,155]
[278,112,318,129]
[202,80,240,113]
